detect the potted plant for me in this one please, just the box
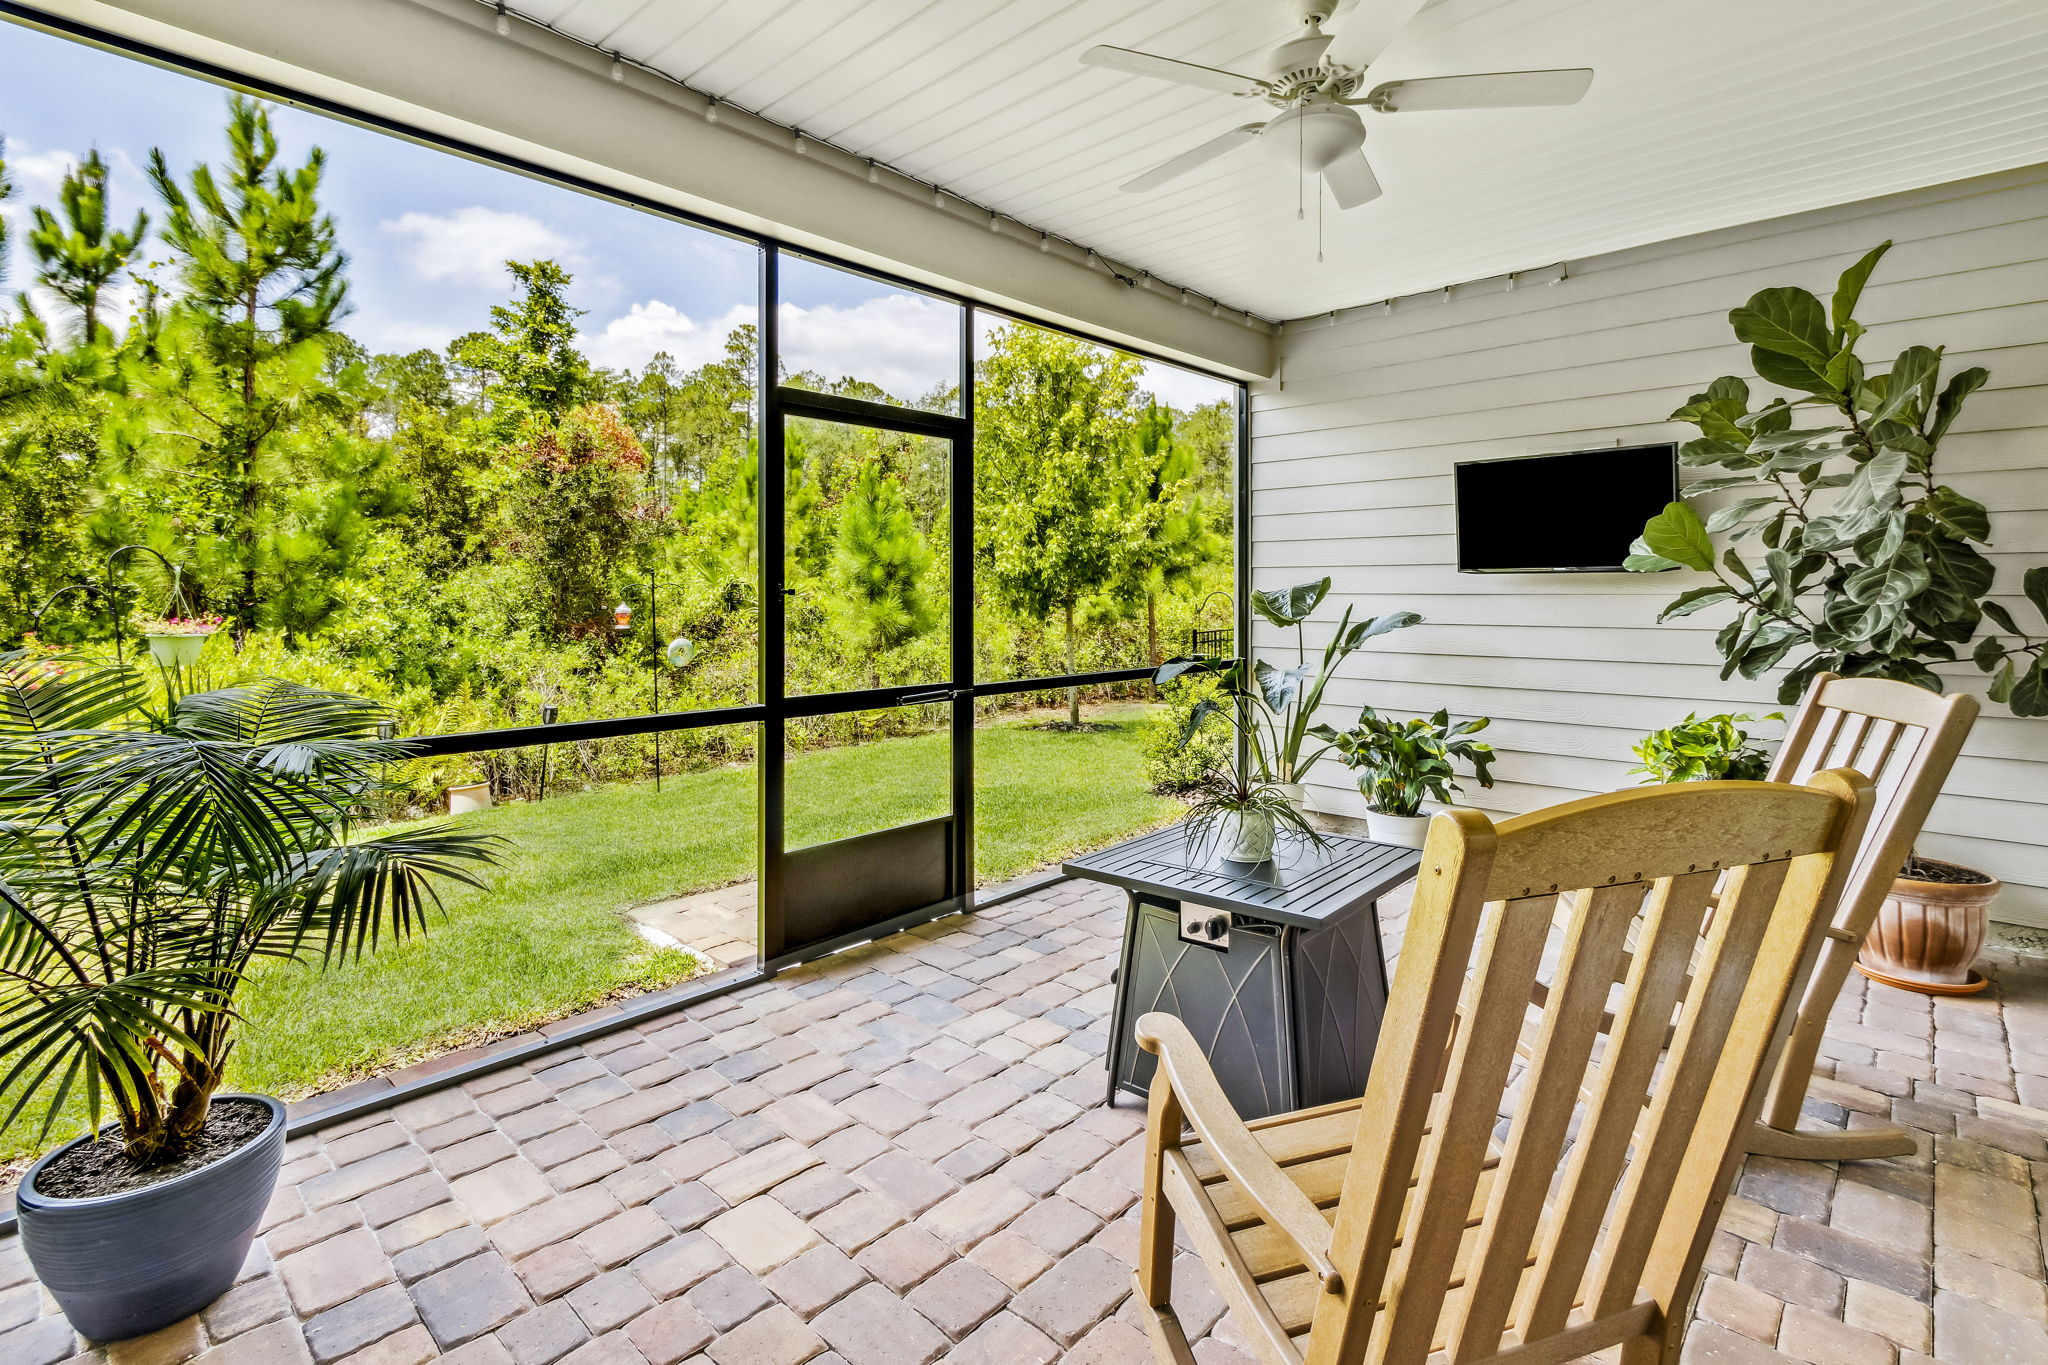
[1183,764,1326,865]
[1630,711,1780,784]
[134,613,225,668]
[0,652,501,1342]
[1626,240,2048,991]
[1309,707,1496,848]
[1156,577,1420,805]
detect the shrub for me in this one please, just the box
[1143,678,1227,794]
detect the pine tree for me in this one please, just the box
[105,95,396,645]
[454,259,599,442]
[975,324,1143,723]
[827,460,938,685]
[26,148,147,343]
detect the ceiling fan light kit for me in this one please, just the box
[1082,0,1594,217]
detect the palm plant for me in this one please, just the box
[0,652,500,1164]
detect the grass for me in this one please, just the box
[0,705,1177,1162]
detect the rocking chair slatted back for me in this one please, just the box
[1749,674,1977,1147]
[1304,773,1870,1365]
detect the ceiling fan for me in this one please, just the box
[1082,0,1593,209]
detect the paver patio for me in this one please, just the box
[3,878,2046,1364]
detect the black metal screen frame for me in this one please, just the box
[0,0,1252,955]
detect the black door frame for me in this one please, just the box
[756,246,984,964]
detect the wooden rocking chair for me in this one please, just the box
[1746,673,1977,1161]
[1131,771,1871,1365]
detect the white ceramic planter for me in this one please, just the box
[446,782,494,816]
[144,631,213,668]
[1216,809,1277,863]
[1275,781,1308,812]
[1365,810,1431,849]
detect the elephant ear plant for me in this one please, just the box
[1156,577,1421,786]
[0,652,501,1165]
[1626,239,2048,714]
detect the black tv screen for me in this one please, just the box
[1455,444,1679,573]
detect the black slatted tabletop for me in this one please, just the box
[1064,822,1421,930]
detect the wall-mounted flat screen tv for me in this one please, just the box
[1455,443,1679,573]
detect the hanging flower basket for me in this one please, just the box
[138,615,225,668]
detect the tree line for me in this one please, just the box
[0,96,1232,797]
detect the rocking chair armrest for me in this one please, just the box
[1135,1011,1342,1292]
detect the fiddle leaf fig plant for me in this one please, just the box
[1626,240,2048,714]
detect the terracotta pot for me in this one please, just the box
[1857,860,2000,995]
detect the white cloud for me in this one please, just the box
[1138,360,1234,412]
[581,299,755,374]
[581,292,967,401]
[378,207,579,289]
[777,292,960,402]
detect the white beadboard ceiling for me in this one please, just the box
[510,0,2048,323]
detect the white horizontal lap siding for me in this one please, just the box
[1252,164,2048,928]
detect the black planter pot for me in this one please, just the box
[14,1094,286,1343]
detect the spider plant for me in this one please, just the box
[0,652,501,1165]
[1182,765,1326,863]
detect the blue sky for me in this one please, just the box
[0,21,1228,409]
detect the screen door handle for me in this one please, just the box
[899,688,961,705]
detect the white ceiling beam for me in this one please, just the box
[10,0,1276,378]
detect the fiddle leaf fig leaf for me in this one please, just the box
[1870,346,1941,425]
[2025,566,2048,624]
[1705,497,1777,534]
[1983,600,2021,635]
[1640,501,1715,572]
[1831,240,1890,337]
[2013,660,2048,718]
[1929,366,1988,444]
[1989,659,2017,705]
[1924,487,1992,543]
[1731,288,1832,365]
[1973,635,2009,670]
[1657,586,1734,621]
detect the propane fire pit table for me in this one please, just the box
[1066,821,1420,1121]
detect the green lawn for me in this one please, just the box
[210,706,1177,1112]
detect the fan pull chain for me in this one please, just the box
[1317,188,1325,263]
[1296,109,1306,221]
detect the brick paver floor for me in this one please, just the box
[3,878,2047,1363]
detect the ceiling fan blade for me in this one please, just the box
[1322,0,1434,69]
[1365,68,1594,112]
[1321,151,1383,210]
[1121,123,1266,193]
[1081,44,1264,95]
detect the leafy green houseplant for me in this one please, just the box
[1154,577,1420,803]
[1,652,500,1340]
[1309,707,1496,848]
[1626,240,2047,713]
[1630,712,1780,784]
